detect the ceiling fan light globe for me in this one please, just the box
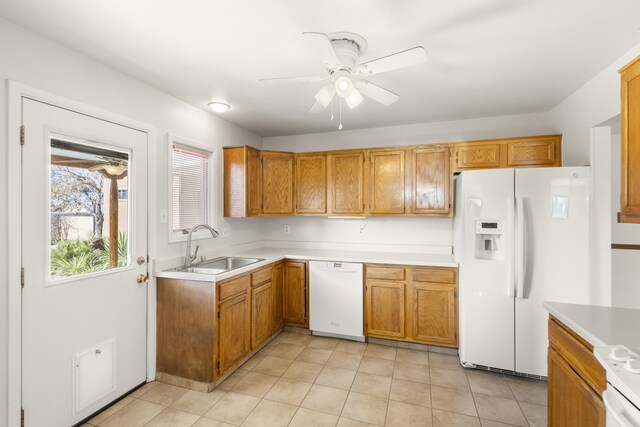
[104,164,126,175]
[334,76,354,97]
[345,90,364,109]
[314,84,335,107]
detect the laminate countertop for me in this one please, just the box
[155,247,458,282]
[543,302,640,350]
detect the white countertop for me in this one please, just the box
[155,246,458,282]
[543,302,640,351]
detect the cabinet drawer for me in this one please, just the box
[366,265,405,281]
[252,266,273,286]
[218,275,250,301]
[548,317,606,395]
[411,267,456,284]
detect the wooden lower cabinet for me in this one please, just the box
[283,260,308,327]
[216,290,251,377]
[548,348,605,426]
[365,280,405,338]
[272,261,284,331]
[408,283,457,346]
[548,316,606,427]
[251,280,273,349]
[364,264,458,347]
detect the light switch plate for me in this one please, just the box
[160,209,168,223]
[552,195,569,219]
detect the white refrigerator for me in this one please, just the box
[454,167,590,377]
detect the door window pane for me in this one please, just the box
[49,138,130,280]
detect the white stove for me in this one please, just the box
[594,345,640,426]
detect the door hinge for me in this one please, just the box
[21,408,24,427]
[20,267,24,289]
[20,125,25,146]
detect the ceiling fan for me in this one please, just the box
[259,32,428,116]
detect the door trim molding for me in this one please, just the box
[6,80,158,427]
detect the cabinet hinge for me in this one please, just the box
[217,311,220,319]
[21,408,24,427]
[20,125,25,146]
[216,361,220,370]
[20,267,24,289]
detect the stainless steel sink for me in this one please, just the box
[171,256,265,275]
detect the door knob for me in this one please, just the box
[137,256,146,265]
[136,273,149,283]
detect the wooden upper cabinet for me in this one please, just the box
[369,150,405,215]
[295,154,327,215]
[261,151,294,215]
[283,260,307,327]
[453,143,502,172]
[506,137,558,167]
[328,151,366,215]
[452,135,561,172]
[619,55,640,223]
[223,146,261,217]
[409,146,451,215]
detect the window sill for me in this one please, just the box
[168,229,218,244]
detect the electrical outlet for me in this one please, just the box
[284,225,290,234]
[221,227,230,238]
[160,209,168,223]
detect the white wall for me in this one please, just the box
[0,18,263,427]
[263,112,557,250]
[550,42,640,166]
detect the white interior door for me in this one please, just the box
[457,169,516,371]
[514,167,590,376]
[21,98,148,426]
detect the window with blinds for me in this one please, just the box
[171,144,210,232]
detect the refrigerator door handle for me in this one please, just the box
[506,196,515,297]
[516,196,526,299]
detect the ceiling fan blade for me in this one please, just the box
[302,32,341,67]
[356,46,428,76]
[309,101,325,114]
[257,74,328,84]
[345,90,364,109]
[354,80,400,106]
[315,84,336,107]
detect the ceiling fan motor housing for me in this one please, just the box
[328,32,367,71]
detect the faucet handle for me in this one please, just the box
[191,245,199,261]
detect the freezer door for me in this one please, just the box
[515,167,590,376]
[457,169,516,371]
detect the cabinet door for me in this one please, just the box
[365,280,405,339]
[217,292,250,376]
[409,283,457,347]
[296,154,327,214]
[272,261,284,331]
[369,150,405,215]
[620,56,640,222]
[329,151,366,215]
[283,261,307,327]
[453,143,501,172]
[506,138,558,167]
[246,147,262,217]
[548,348,605,427]
[251,281,273,349]
[262,151,294,215]
[410,147,451,215]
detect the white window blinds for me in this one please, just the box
[172,145,210,232]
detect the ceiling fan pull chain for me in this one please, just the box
[338,98,343,130]
[330,97,334,121]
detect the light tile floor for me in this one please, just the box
[82,331,547,426]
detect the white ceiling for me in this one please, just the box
[1,0,640,137]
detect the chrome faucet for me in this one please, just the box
[185,224,219,267]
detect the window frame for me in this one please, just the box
[167,133,217,244]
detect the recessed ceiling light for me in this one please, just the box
[208,102,230,113]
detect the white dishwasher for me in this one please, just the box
[309,261,364,341]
